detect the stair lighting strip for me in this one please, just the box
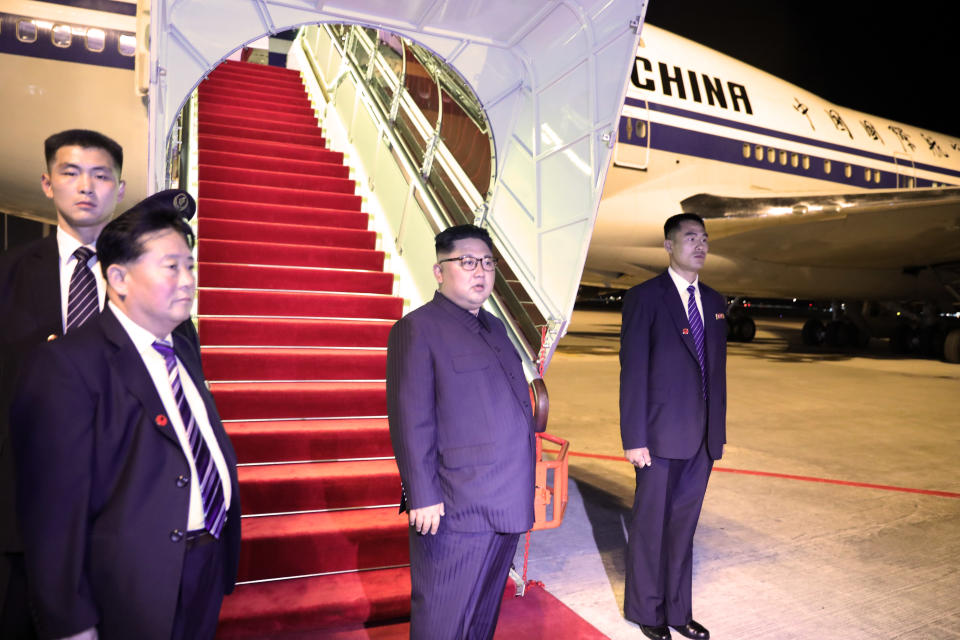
[237,456,396,466]
[239,503,400,519]
[236,563,411,586]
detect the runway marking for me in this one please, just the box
[543,449,960,499]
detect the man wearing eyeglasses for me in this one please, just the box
[386,224,539,639]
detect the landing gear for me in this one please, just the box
[803,318,869,349]
[801,318,825,346]
[726,316,756,342]
[945,328,960,363]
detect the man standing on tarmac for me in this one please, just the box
[0,129,126,639]
[619,213,727,640]
[386,224,543,639]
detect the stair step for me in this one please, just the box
[206,70,306,92]
[200,102,318,126]
[238,509,408,581]
[198,136,342,163]
[238,459,399,513]
[199,180,362,210]
[202,347,386,382]
[199,88,314,115]
[217,59,303,81]
[199,199,364,228]
[225,418,392,464]
[198,218,373,250]
[201,76,308,99]
[210,381,386,420]
[198,289,402,320]
[198,239,384,271]
[197,113,322,137]
[197,263,393,295]
[198,151,348,178]
[217,567,411,637]
[199,317,393,349]
[198,121,325,146]
[198,165,355,193]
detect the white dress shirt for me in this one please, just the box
[56,226,106,333]
[668,266,704,324]
[109,302,232,530]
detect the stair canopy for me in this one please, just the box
[148,0,647,368]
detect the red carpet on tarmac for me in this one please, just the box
[198,59,602,638]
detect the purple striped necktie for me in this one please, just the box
[65,246,99,333]
[152,340,227,539]
[687,284,707,399]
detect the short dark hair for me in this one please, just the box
[664,212,705,239]
[44,129,123,174]
[97,204,194,278]
[435,224,494,255]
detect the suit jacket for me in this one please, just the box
[0,235,202,552]
[386,292,540,534]
[9,306,240,640]
[619,271,727,460]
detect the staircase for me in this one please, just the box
[194,59,412,637]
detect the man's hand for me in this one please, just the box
[407,502,445,535]
[625,447,652,468]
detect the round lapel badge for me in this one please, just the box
[155,414,168,427]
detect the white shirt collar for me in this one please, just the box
[668,266,699,293]
[56,226,96,265]
[108,300,173,349]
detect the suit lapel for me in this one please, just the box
[31,235,63,333]
[101,308,182,448]
[660,272,700,365]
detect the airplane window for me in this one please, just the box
[637,122,647,139]
[791,153,799,168]
[874,171,881,184]
[52,24,72,48]
[844,164,852,178]
[802,156,810,170]
[865,168,872,181]
[86,28,106,52]
[824,159,832,174]
[908,177,915,188]
[779,150,787,165]
[17,20,38,43]
[754,145,763,161]
[766,147,775,163]
[742,143,750,159]
[118,34,136,56]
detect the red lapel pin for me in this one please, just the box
[155,414,168,427]
[715,312,725,320]
[682,328,689,335]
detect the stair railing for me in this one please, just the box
[299,23,548,370]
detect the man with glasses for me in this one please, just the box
[386,224,540,639]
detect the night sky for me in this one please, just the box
[644,2,960,138]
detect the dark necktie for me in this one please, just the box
[152,340,227,538]
[65,246,99,332]
[686,284,707,399]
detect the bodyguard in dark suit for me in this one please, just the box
[0,130,126,639]
[387,224,541,639]
[10,194,240,640]
[620,213,727,640]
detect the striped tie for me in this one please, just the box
[152,340,227,539]
[686,284,707,399]
[65,246,99,332]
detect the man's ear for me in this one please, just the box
[106,263,128,297]
[40,172,53,199]
[116,179,126,203]
[433,263,443,285]
[664,238,673,255]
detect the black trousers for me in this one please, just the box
[0,552,36,640]
[170,535,226,640]
[409,526,520,640]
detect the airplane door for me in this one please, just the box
[613,100,650,171]
[894,151,916,188]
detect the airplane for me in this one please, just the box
[583,23,960,361]
[2,5,959,364]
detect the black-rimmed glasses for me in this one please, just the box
[438,255,498,272]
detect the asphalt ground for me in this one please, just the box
[514,311,960,639]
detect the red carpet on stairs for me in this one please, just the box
[196,59,409,637]
[199,59,605,639]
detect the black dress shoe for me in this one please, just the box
[639,624,672,640]
[671,619,709,640]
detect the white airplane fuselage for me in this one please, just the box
[586,24,960,304]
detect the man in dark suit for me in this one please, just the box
[386,224,541,639]
[9,193,241,640]
[619,213,727,640]
[0,129,126,639]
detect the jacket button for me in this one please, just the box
[176,475,189,488]
[170,529,184,543]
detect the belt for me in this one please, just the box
[185,529,215,549]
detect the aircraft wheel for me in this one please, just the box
[944,328,960,363]
[890,324,916,354]
[734,317,756,342]
[802,319,824,346]
[825,321,851,347]
[727,318,736,340]
[850,324,871,349]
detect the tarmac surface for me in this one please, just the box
[513,311,960,639]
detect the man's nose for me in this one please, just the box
[78,173,94,193]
